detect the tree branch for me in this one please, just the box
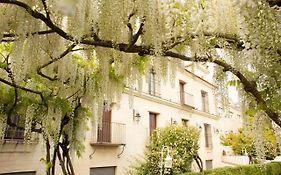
[2,30,54,42]
[213,59,281,127]
[41,0,50,19]
[56,147,68,175]
[6,116,24,129]
[37,70,58,81]
[126,22,144,51]
[164,50,281,127]
[0,77,44,100]
[0,1,149,53]
[65,150,75,175]
[163,36,190,51]
[1,39,15,42]
[37,43,76,81]
[46,138,51,175]
[71,47,92,52]
[66,90,80,100]
[0,0,74,41]
[267,0,281,6]
[0,0,242,56]
[4,54,18,118]
[51,146,57,175]
[199,32,239,43]
[3,29,54,38]
[1,0,280,128]
[39,43,76,70]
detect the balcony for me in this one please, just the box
[4,126,25,140]
[222,155,249,165]
[91,122,126,146]
[3,126,39,143]
[180,92,194,107]
[148,79,161,97]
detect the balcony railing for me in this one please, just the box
[181,92,194,107]
[148,79,161,97]
[92,122,126,146]
[222,155,249,165]
[4,127,25,140]
[3,126,39,142]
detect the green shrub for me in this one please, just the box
[181,162,281,175]
[128,125,199,175]
[220,127,279,162]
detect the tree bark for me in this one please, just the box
[57,148,68,175]
[46,138,51,175]
[194,154,203,172]
[51,148,57,175]
[267,0,281,6]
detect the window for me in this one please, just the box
[182,119,189,127]
[149,113,157,136]
[97,110,112,143]
[179,81,194,106]
[201,90,209,112]
[4,115,25,140]
[179,81,185,104]
[148,69,156,95]
[90,166,115,175]
[205,160,213,170]
[204,123,212,148]
[147,68,161,96]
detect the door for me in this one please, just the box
[97,110,111,142]
[149,113,157,136]
[205,160,213,170]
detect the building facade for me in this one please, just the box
[0,64,243,175]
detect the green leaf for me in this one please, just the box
[0,62,8,69]
[0,43,13,53]
[227,80,241,87]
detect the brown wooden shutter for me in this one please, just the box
[149,113,157,136]
[180,81,185,104]
[97,110,111,142]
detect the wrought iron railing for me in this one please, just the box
[3,126,39,142]
[4,126,25,140]
[93,122,126,145]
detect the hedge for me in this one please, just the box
[181,162,281,175]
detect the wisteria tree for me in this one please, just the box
[0,0,280,174]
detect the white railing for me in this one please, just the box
[183,92,194,107]
[111,122,126,144]
[92,122,126,145]
[222,156,249,165]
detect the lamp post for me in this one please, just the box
[160,146,173,175]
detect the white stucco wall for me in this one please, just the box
[0,66,243,175]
